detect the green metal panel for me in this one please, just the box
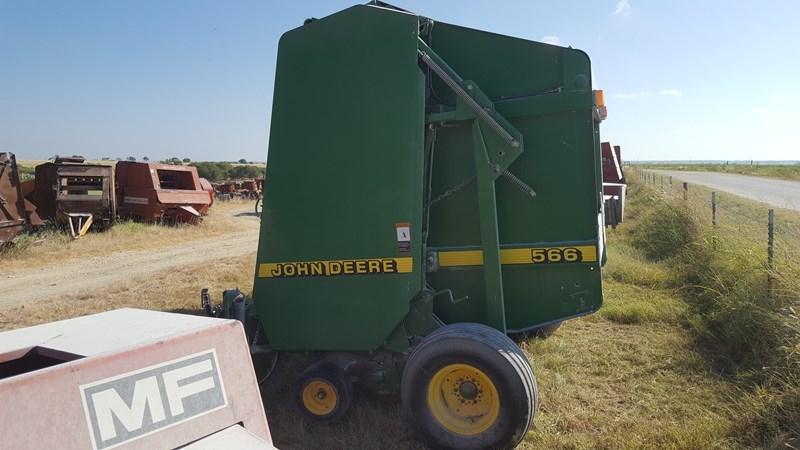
[252,5,425,351]
[253,4,605,351]
[423,22,604,332]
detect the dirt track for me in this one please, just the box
[0,231,258,307]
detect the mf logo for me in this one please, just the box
[80,350,227,450]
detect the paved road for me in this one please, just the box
[650,170,800,212]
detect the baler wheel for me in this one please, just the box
[401,323,538,450]
[295,362,353,423]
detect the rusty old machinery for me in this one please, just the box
[1,155,218,242]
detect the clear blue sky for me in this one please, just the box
[1,1,798,162]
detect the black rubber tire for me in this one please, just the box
[295,361,353,423]
[509,322,563,343]
[401,323,538,450]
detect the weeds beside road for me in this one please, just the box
[629,168,800,447]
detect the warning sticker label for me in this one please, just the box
[258,257,413,279]
[395,222,411,242]
[395,222,411,254]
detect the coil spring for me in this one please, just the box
[502,170,537,198]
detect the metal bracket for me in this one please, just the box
[418,40,520,147]
[472,121,507,331]
[419,38,540,332]
[418,39,525,178]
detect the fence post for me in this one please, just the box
[767,209,775,298]
[669,176,672,185]
[660,175,663,187]
[682,182,688,201]
[711,192,716,226]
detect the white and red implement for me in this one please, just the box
[601,141,627,227]
[0,309,276,450]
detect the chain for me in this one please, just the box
[428,176,476,206]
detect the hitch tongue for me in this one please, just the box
[201,287,249,325]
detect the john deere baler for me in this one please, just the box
[205,3,606,448]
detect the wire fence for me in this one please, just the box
[630,166,800,297]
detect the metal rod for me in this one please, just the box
[683,182,688,201]
[768,209,774,269]
[768,209,774,297]
[712,192,717,226]
[418,44,518,148]
[471,121,507,332]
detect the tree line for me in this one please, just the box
[190,161,264,182]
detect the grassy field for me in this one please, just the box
[2,174,797,448]
[638,163,800,181]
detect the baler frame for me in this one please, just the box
[205,3,606,448]
[419,39,530,333]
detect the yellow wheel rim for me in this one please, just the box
[427,363,500,436]
[302,379,338,416]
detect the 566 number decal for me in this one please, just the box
[530,247,583,264]
[437,245,597,268]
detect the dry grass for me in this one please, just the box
[259,311,740,450]
[0,253,256,331]
[2,199,258,271]
[522,318,738,450]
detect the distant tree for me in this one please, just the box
[169,157,182,164]
[182,157,191,163]
[116,157,122,161]
[191,161,232,182]
[143,156,149,161]
[71,154,83,159]
[238,158,248,164]
[229,165,263,180]
[101,157,110,161]
[127,156,136,161]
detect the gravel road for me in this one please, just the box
[649,170,800,212]
[0,232,258,307]
[1,206,261,308]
